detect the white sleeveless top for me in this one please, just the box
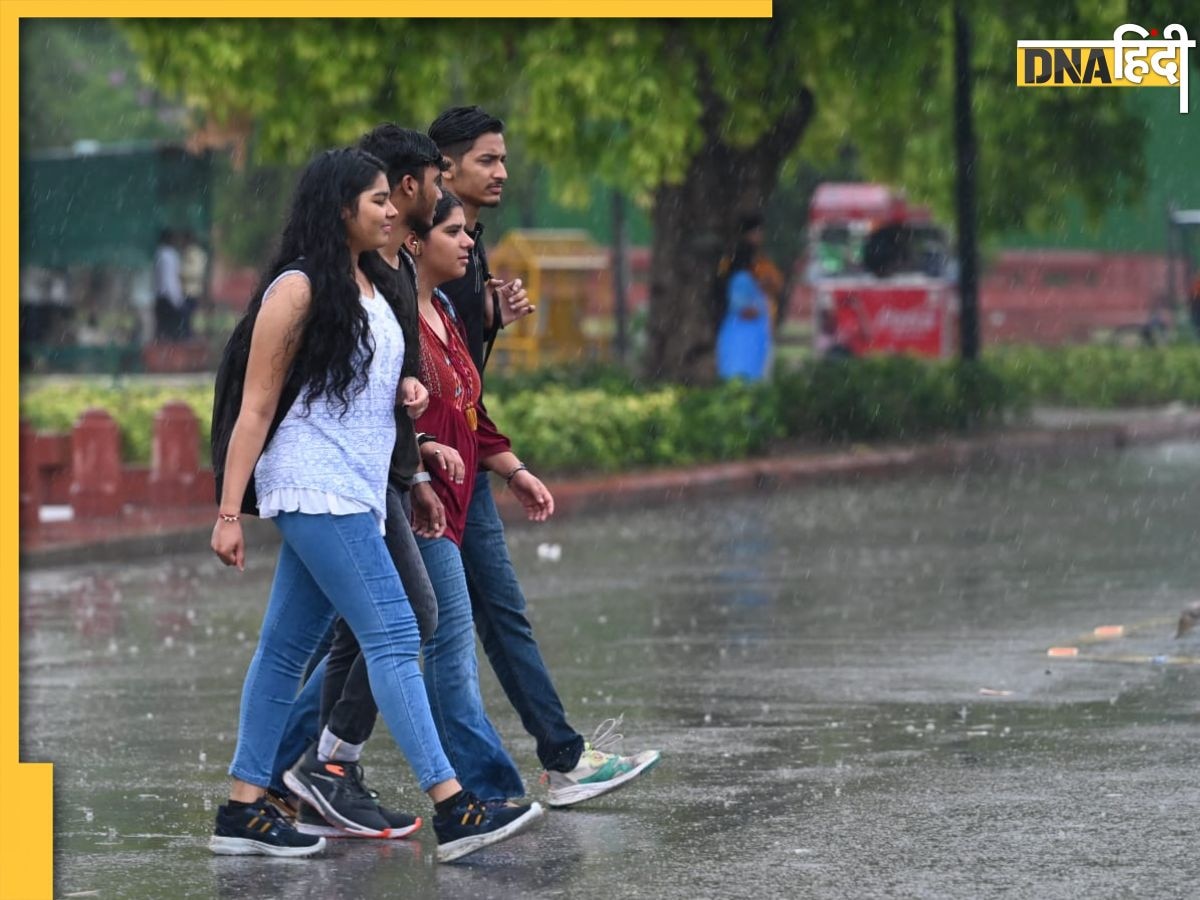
[254,271,404,532]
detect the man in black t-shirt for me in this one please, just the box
[429,106,661,807]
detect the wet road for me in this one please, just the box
[21,443,1200,899]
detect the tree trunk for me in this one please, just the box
[644,88,815,383]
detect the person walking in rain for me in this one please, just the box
[429,105,661,805]
[272,126,449,840]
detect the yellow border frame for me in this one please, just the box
[3,2,770,897]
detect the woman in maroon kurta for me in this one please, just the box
[404,193,554,802]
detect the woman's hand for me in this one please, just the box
[420,441,465,485]
[410,481,446,538]
[508,469,555,522]
[399,377,430,420]
[211,517,246,571]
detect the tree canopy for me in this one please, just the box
[123,6,1164,227]
[122,4,1176,378]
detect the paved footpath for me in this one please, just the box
[20,406,1200,567]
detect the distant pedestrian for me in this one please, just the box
[153,229,186,341]
[716,214,786,330]
[1189,274,1200,339]
[179,230,208,338]
[716,238,771,380]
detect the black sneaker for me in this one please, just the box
[296,801,422,840]
[283,744,392,837]
[209,800,325,857]
[433,792,545,863]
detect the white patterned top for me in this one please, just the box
[254,272,404,532]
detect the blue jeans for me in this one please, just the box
[229,511,455,793]
[417,533,525,800]
[460,472,584,773]
[266,487,438,791]
[268,653,326,796]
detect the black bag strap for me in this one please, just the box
[211,261,307,515]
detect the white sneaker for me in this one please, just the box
[541,717,661,808]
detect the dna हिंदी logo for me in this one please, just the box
[1017,23,1195,113]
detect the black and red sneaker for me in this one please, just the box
[283,744,392,837]
[296,802,421,840]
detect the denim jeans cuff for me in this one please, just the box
[227,764,272,789]
[543,735,586,773]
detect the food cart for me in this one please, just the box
[806,183,958,358]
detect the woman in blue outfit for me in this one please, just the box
[207,147,541,862]
[716,240,772,381]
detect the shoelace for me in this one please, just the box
[344,762,375,801]
[253,800,292,830]
[264,790,298,818]
[587,714,625,754]
[448,795,487,826]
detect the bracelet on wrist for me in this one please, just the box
[417,432,438,446]
[504,463,529,485]
[218,512,241,523]
[411,471,432,485]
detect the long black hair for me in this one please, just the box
[246,147,401,416]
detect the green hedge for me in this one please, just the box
[986,345,1200,407]
[20,345,1200,470]
[20,383,213,465]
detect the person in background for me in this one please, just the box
[1189,274,1200,339]
[153,229,186,341]
[180,230,208,339]
[717,214,786,328]
[716,237,771,381]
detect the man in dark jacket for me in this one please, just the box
[430,106,661,807]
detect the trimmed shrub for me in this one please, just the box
[22,344,1197,472]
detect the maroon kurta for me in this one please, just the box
[415,291,510,545]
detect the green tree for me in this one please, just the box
[20,19,185,152]
[123,4,1161,380]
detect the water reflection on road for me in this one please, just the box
[21,443,1200,899]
